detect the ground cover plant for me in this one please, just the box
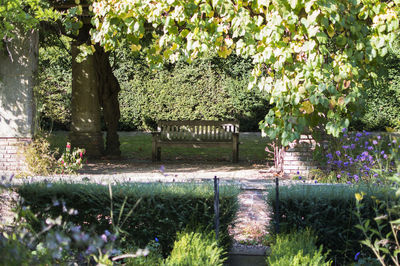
[266,184,399,264]
[266,229,332,265]
[17,182,239,256]
[2,179,234,265]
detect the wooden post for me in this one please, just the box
[232,133,239,163]
[152,133,160,161]
[214,176,220,240]
[275,177,280,234]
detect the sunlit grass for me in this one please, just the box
[49,131,272,162]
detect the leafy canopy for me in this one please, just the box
[0,0,59,50]
[91,0,400,145]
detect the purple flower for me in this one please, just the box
[337,174,341,179]
[381,151,385,155]
[356,132,362,137]
[342,128,347,133]
[367,146,373,151]
[350,144,356,149]
[298,176,302,180]
[373,140,378,145]
[354,175,359,182]
[336,151,341,157]
[393,139,397,144]
[355,137,359,142]
[355,252,361,261]
[342,145,349,149]
[155,237,159,242]
[383,154,388,159]
[104,230,111,236]
[297,171,300,175]
[347,181,352,184]
[315,181,318,184]
[377,135,381,140]
[160,165,165,172]
[110,234,117,242]
[101,234,107,242]
[86,245,96,255]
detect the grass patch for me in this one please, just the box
[49,131,272,162]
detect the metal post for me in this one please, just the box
[275,177,280,234]
[214,176,220,240]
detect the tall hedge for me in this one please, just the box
[115,53,269,131]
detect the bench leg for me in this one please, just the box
[152,140,160,162]
[232,134,239,163]
[157,147,161,161]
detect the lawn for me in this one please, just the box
[49,131,272,163]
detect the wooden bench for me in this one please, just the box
[152,120,239,163]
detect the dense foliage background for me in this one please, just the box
[37,40,400,132]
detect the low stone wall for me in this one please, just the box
[0,138,31,173]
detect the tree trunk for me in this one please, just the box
[69,40,104,158]
[93,45,121,157]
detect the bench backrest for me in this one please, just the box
[157,120,239,142]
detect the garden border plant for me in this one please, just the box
[16,182,239,257]
[266,183,398,264]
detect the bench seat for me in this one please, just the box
[152,120,239,162]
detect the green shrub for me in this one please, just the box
[267,229,331,266]
[22,134,58,176]
[266,184,397,264]
[17,182,239,256]
[164,231,226,266]
[37,36,72,131]
[351,41,400,131]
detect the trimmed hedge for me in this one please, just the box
[266,184,398,264]
[17,182,239,255]
[116,54,269,132]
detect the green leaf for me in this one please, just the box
[316,32,328,43]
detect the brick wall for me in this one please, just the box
[0,137,31,173]
[283,135,320,176]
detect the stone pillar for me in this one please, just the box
[69,42,104,158]
[0,28,38,173]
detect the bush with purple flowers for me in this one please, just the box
[323,130,399,184]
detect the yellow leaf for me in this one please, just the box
[130,44,142,52]
[386,127,396,132]
[300,101,314,114]
[338,97,345,106]
[327,24,335,38]
[329,99,336,109]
